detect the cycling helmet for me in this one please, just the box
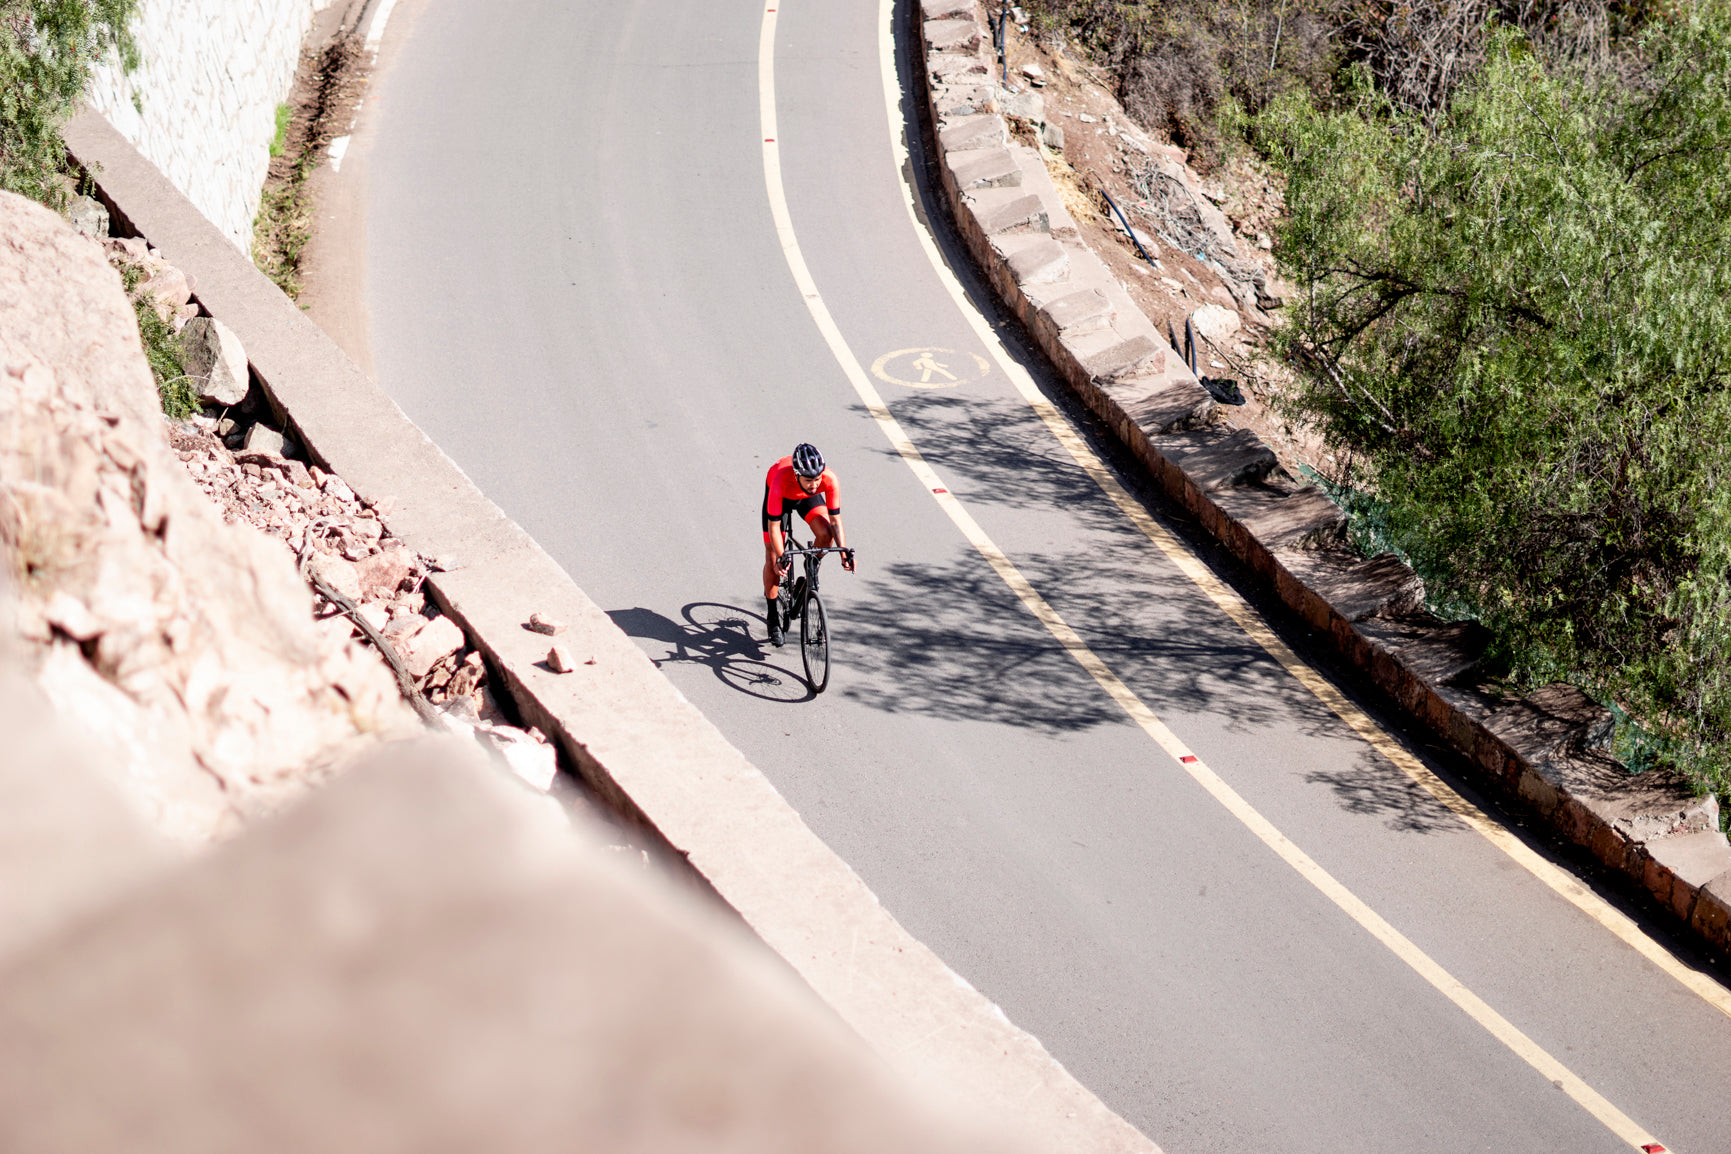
[791,442,826,478]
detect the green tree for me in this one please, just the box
[1,0,138,206]
[1264,10,1731,791]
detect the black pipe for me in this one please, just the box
[1100,189,1158,267]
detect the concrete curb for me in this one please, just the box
[63,109,1159,1153]
[912,0,1731,957]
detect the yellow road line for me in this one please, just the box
[762,3,1669,1148]
[869,0,1731,1037]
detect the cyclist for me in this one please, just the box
[763,442,852,645]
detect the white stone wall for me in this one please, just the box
[86,0,338,249]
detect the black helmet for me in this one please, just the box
[792,443,826,478]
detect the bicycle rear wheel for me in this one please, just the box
[800,589,830,694]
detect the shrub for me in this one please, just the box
[1027,0,1652,162]
[0,0,139,207]
[1028,0,1344,167]
[1264,10,1731,791]
[1332,0,1654,122]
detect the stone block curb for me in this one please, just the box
[62,108,1159,1154]
[913,5,1731,959]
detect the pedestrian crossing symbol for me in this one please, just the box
[871,347,990,389]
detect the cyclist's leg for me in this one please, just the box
[762,487,786,642]
[761,539,781,601]
[805,506,836,549]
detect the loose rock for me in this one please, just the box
[527,613,567,636]
[180,317,249,407]
[476,724,558,791]
[307,553,364,605]
[403,616,465,681]
[244,424,286,457]
[1190,302,1242,344]
[354,547,416,601]
[547,645,576,674]
[67,196,109,238]
[136,265,191,321]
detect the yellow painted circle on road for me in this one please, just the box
[871,347,990,389]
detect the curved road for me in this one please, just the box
[348,1,1731,1150]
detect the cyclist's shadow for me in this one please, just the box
[606,603,815,704]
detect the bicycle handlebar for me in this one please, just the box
[777,545,855,571]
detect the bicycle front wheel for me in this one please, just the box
[800,589,830,694]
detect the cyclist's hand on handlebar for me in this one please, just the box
[841,548,856,572]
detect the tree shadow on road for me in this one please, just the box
[871,391,1125,525]
[832,548,1307,737]
[1299,762,1460,834]
[606,603,813,704]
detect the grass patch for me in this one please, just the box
[269,102,291,158]
[119,263,198,418]
[252,34,362,299]
[252,176,312,299]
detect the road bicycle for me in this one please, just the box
[775,514,854,694]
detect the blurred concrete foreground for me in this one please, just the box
[0,731,1018,1153]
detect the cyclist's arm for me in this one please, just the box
[831,514,855,570]
[763,470,789,568]
[767,518,787,566]
[822,473,851,569]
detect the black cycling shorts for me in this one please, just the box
[761,487,828,537]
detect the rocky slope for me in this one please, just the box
[0,190,421,843]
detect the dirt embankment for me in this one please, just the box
[987,19,1339,480]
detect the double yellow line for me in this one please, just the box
[755,2,1716,1148]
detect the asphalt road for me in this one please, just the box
[356,1,1731,1150]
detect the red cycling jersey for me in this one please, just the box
[762,456,840,540]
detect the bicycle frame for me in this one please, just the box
[775,512,851,593]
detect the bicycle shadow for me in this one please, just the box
[606,603,815,704]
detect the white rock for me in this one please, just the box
[135,265,190,320]
[180,318,248,407]
[403,615,464,680]
[1003,91,1044,121]
[244,424,285,457]
[547,645,575,674]
[307,553,363,605]
[382,613,428,645]
[475,725,558,792]
[1190,303,1242,344]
